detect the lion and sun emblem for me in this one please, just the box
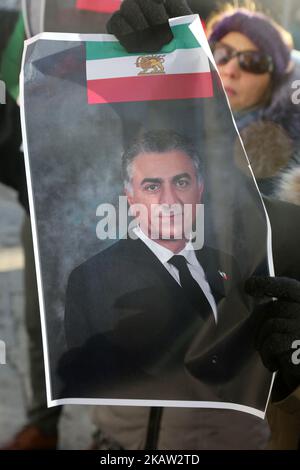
[135,55,166,75]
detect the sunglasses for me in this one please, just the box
[210,42,274,75]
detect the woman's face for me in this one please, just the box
[216,32,272,112]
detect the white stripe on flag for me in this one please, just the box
[86,48,210,81]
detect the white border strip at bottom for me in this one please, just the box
[49,398,265,420]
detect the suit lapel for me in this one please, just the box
[123,237,180,286]
[195,246,226,304]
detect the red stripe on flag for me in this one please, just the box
[76,0,122,14]
[87,73,213,104]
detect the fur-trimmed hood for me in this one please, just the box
[261,59,300,145]
[276,166,300,206]
[257,58,300,204]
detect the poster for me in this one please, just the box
[20,15,275,417]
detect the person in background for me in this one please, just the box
[0,9,62,450]
[207,5,300,198]
[205,7,300,448]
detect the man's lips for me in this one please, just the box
[158,213,183,218]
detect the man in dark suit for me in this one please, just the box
[61,129,272,408]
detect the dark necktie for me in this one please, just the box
[169,255,215,321]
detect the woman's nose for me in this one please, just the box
[219,57,241,78]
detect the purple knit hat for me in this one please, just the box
[209,9,291,79]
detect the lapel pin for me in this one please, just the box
[218,271,228,281]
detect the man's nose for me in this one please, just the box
[159,184,179,205]
[220,57,241,78]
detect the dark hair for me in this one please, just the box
[122,129,203,190]
[207,6,293,81]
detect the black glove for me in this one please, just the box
[245,276,300,395]
[106,0,192,53]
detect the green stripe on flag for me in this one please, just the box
[86,24,200,61]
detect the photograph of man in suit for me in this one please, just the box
[61,129,271,407]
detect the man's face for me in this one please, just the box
[126,150,203,243]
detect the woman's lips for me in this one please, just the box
[225,87,237,97]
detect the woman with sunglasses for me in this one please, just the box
[208,8,300,197]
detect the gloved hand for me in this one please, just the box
[106,0,192,53]
[245,276,300,394]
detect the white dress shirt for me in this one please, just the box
[133,227,218,322]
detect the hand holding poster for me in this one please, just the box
[20,15,275,417]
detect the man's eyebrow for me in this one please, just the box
[140,178,162,185]
[172,173,192,181]
[140,174,192,185]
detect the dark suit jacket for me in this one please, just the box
[59,236,272,410]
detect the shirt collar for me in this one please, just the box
[177,241,199,267]
[133,227,197,265]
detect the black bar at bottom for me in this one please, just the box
[0,450,298,466]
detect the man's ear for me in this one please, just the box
[125,188,133,207]
[198,182,204,202]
